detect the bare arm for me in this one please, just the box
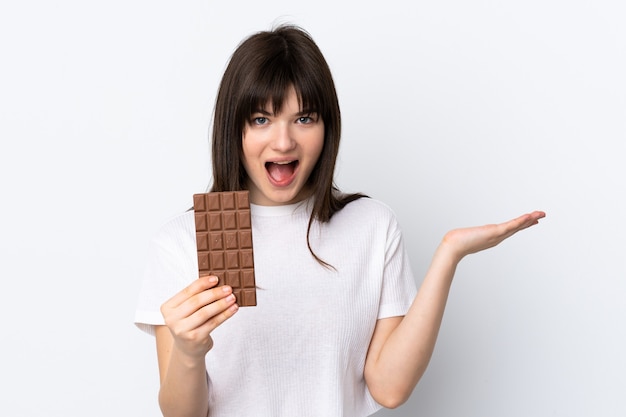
[156,276,239,417]
[364,211,546,408]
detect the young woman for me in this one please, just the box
[134,25,545,417]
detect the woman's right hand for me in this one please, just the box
[160,275,239,359]
[156,276,237,416]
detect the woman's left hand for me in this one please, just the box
[441,211,546,262]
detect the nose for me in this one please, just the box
[270,122,296,152]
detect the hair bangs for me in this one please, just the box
[241,59,325,121]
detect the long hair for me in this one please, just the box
[210,24,366,267]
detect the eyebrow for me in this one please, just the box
[251,108,317,116]
[251,108,272,116]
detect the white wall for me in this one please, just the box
[1,1,624,416]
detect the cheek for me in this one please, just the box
[240,136,255,176]
[241,134,256,161]
[312,141,323,162]
[241,131,265,158]
[311,130,325,160]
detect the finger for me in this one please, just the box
[164,287,237,336]
[170,284,234,324]
[474,212,539,244]
[175,292,238,338]
[197,296,240,334]
[499,211,546,239]
[163,275,220,309]
[515,210,545,222]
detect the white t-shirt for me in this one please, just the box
[135,197,418,417]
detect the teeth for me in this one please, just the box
[274,161,293,165]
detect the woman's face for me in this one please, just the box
[242,86,324,206]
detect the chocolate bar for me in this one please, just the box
[193,191,256,306]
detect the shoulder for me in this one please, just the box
[330,196,402,235]
[336,196,399,221]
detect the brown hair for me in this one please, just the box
[209,24,366,267]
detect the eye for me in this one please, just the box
[252,117,268,125]
[297,114,317,124]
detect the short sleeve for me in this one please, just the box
[134,211,198,335]
[377,218,418,319]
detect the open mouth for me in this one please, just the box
[265,160,299,185]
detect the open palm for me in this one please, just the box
[442,211,546,261]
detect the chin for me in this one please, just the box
[270,189,308,206]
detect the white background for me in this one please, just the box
[1,1,625,416]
